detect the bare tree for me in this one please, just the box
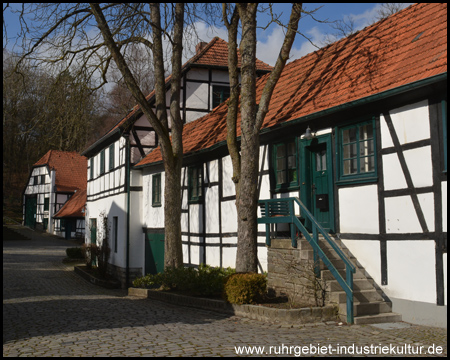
[222,3,303,273]
[3,51,100,213]
[105,44,156,120]
[5,3,208,269]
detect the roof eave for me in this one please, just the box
[133,72,447,170]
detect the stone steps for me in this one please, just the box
[268,235,402,325]
[299,235,402,324]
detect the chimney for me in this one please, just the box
[195,41,208,54]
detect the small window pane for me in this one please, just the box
[343,128,357,144]
[288,169,297,183]
[277,171,286,185]
[277,144,286,158]
[359,123,373,140]
[343,158,358,175]
[343,144,357,159]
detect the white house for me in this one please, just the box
[81,37,272,285]
[22,150,87,239]
[134,4,447,327]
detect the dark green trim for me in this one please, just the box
[335,117,377,184]
[100,149,105,175]
[271,138,299,192]
[188,165,203,203]
[442,99,447,172]
[109,143,115,171]
[152,173,162,207]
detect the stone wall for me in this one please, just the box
[267,239,328,307]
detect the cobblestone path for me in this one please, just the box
[3,226,447,357]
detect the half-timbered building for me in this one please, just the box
[22,150,87,238]
[135,3,447,326]
[81,37,272,285]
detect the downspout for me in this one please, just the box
[124,133,131,287]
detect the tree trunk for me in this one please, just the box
[224,3,303,273]
[163,158,183,268]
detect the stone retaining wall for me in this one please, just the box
[267,239,328,307]
[128,288,338,325]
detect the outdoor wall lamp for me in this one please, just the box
[302,126,315,140]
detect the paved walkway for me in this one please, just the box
[3,225,447,357]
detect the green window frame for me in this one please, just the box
[100,149,105,175]
[44,197,49,211]
[273,139,298,190]
[109,144,115,171]
[441,99,447,172]
[90,158,94,180]
[113,216,118,253]
[212,85,230,109]
[152,173,162,207]
[337,119,377,183]
[188,165,203,203]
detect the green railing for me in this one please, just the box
[258,197,355,324]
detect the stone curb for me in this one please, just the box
[128,288,339,325]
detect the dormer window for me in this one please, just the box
[212,85,230,109]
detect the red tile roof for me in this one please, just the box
[101,37,273,140]
[33,150,87,192]
[136,3,447,167]
[54,189,87,218]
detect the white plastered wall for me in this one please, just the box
[341,99,442,306]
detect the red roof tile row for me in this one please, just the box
[54,189,87,218]
[136,3,447,167]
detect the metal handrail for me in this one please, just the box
[258,197,355,324]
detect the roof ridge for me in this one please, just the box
[188,36,220,65]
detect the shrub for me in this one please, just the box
[66,247,83,259]
[224,273,267,304]
[132,264,235,297]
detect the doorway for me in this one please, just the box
[145,231,165,275]
[300,134,334,232]
[24,195,37,229]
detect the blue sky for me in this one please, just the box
[3,4,411,68]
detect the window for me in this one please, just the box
[273,139,298,190]
[188,165,203,202]
[100,149,105,175]
[113,216,118,253]
[152,173,162,207]
[109,144,115,171]
[212,85,230,109]
[44,198,49,211]
[90,158,94,180]
[40,175,45,184]
[337,119,376,182]
[442,99,447,172]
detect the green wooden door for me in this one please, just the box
[300,134,334,233]
[145,232,165,275]
[311,144,331,230]
[25,196,37,228]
